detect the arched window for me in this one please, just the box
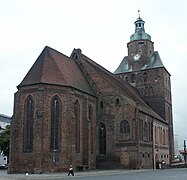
[24,95,34,152]
[143,72,147,84]
[100,101,103,109]
[155,126,158,144]
[120,120,130,133]
[144,122,148,141]
[131,74,135,83]
[50,96,61,151]
[74,100,80,153]
[139,119,143,140]
[163,129,166,145]
[99,123,106,155]
[89,104,94,153]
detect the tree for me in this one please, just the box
[0,125,10,157]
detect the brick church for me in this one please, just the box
[9,15,174,173]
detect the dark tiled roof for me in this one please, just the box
[114,51,165,74]
[18,46,95,96]
[78,52,164,121]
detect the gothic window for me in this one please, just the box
[50,96,61,151]
[143,122,148,141]
[139,119,143,140]
[74,100,80,153]
[99,123,106,155]
[131,74,135,83]
[105,103,110,114]
[24,95,34,152]
[120,120,130,133]
[89,104,94,153]
[163,129,166,145]
[160,127,162,144]
[148,122,152,141]
[100,101,103,109]
[143,72,147,84]
[155,126,158,144]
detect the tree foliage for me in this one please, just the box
[0,125,10,157]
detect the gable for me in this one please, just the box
[18,46,95,96]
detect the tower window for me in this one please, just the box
[116,98,120,105]
[100,101,103,109]
[143,72,147,84]
[138,42,144,46]
[131,74,135,83]
[155,76,161,82]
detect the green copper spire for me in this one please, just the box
[130,11,151,41]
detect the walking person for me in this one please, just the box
[68,165,74,176]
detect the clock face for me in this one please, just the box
[133,53,141,61]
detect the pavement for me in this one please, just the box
[0,169,148,180]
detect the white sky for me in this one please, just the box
[0,0,187,150]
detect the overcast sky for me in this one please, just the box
[0,0,186,150]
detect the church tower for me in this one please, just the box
[114,13,174,162]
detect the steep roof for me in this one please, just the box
[114,51,165,74]
[75,51,165,121]
[18,46,95,96]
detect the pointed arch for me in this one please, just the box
[155,126,158,144]
[99,123,106,155]
[143,72,147,84]
[144,122,148,141]
[74,99,80,153]
[89,104,94,153]
[23,95,34,152]
[131,74,135,83]
[163,129,166,145]
[120,120,130,133]
[50,95,62,151]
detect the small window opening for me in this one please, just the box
[131,74,135,83]
[116,98,119,105]
[100,101,103,109]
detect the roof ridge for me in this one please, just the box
[43,48,67,84]
[79,53,164,119]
